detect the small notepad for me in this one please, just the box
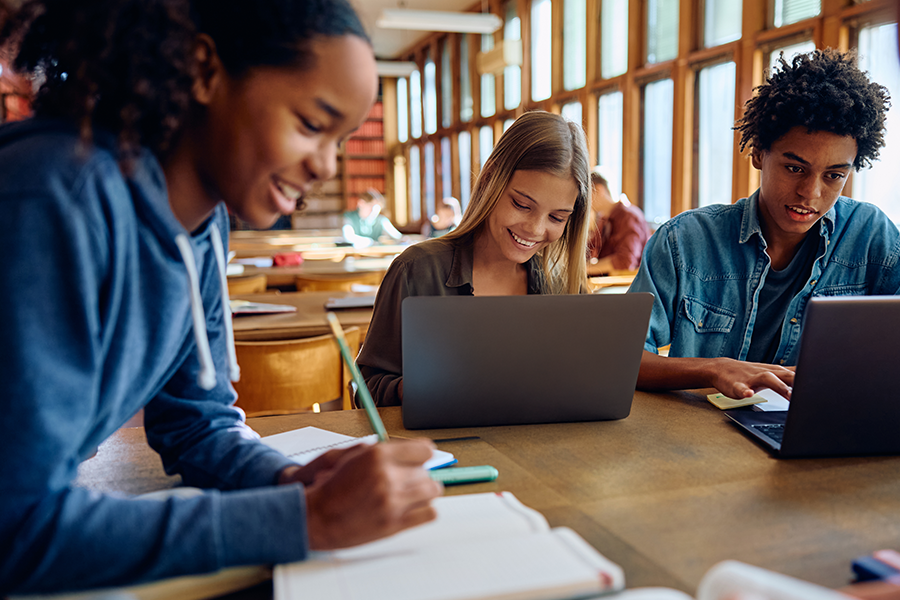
[707,392,767,410]
[261,426,456,471]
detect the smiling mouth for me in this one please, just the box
[510,230,537,248]
[787,205,815,215]
[273,178,305,203]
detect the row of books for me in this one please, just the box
[345,158,386,175]
[345,138,385,155]
[346,178,386,194]
[350,120,383,138]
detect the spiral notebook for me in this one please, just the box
[261,426,456,470]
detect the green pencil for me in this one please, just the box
[325,312,389,442]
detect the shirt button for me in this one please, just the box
[810,280,817,286]
[698,321,703,327]
[780,359,786,365]
[790,318,798,324]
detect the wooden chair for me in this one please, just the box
[294,272,383,293]
[231,327,360,417]
[227,273,268,295]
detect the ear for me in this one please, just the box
[191,34,225,106]
[750,147,764,171]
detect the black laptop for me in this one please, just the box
[401,293,653,429]
[725,296,900,458]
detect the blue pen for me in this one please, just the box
[326,312,389,442]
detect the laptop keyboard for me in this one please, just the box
[752,423,785,444]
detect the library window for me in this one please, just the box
[697,61,736,207]
[479,125,494,169]
[597,91,624,199]
[409,145,421,222]
[855,21,900,222]
[563,0,587,91]
[771,0,820,28]
[646,0,679,64]
[458,130,472,210]
[397,77,408,144]
[601,0,629,79]
[704,0,742,48]
[642,78,674,224]
[561,100,583,125]
[424,57,437,135]
[504,3,522,111]
[503,118,515,132]
[768,39,815,74]
[441,38,453,129]
[393,155,408,225]
[410,69,423,139]
[441,137,452,200]
[460,34,474,123]
[425,141,436,217]
[531,0,552,101]
[481,33,496,118]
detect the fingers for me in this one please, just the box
[305,440,442,551]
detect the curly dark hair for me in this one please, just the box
[0,0,369,160]
[735,48,891,171]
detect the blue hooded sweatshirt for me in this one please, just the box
[0,119,308,594]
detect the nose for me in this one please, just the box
[307,139,339,183]
[797,174,823,200]
[522,213,548,238]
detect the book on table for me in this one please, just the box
[274,491,625,600]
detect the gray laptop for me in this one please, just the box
[726,296,900,458]
[401,293,653,429]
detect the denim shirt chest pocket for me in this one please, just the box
[676,296,737,357]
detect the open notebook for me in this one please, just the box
[274,492,624,600]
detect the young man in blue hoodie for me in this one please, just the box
[630,49,899,401]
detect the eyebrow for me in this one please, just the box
[512,188,575,213]
[316,98,344,120]
[782,151,852,170]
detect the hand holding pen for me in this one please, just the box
[276,313,441,550]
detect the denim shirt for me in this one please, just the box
[629,191,900,366]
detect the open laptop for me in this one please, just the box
[725,296,900,458]
[401,293,653,429]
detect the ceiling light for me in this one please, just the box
[376,60,419,78]
[376,9,502,34]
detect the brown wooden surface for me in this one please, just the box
[76,390,900,595]
[232,256,396,288]
[230,291,373,342]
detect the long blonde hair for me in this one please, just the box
[443,111,590,294]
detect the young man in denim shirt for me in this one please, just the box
[630,49,900,401]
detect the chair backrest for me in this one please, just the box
[294,272,383,293]
[228,274,268,295]
[232,327,360,417]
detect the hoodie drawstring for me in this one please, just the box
[174,224,240,391]
[209,223,241,382]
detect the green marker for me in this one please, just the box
[429,465,499,485]
[326,312,389,442]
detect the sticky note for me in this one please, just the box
[707,392,767,410]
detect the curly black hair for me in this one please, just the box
[0,0,369,161]
[735,48,891,171]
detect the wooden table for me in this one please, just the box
[231,256,397,289]
[76,391,900,595]
[231,291,374,341]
